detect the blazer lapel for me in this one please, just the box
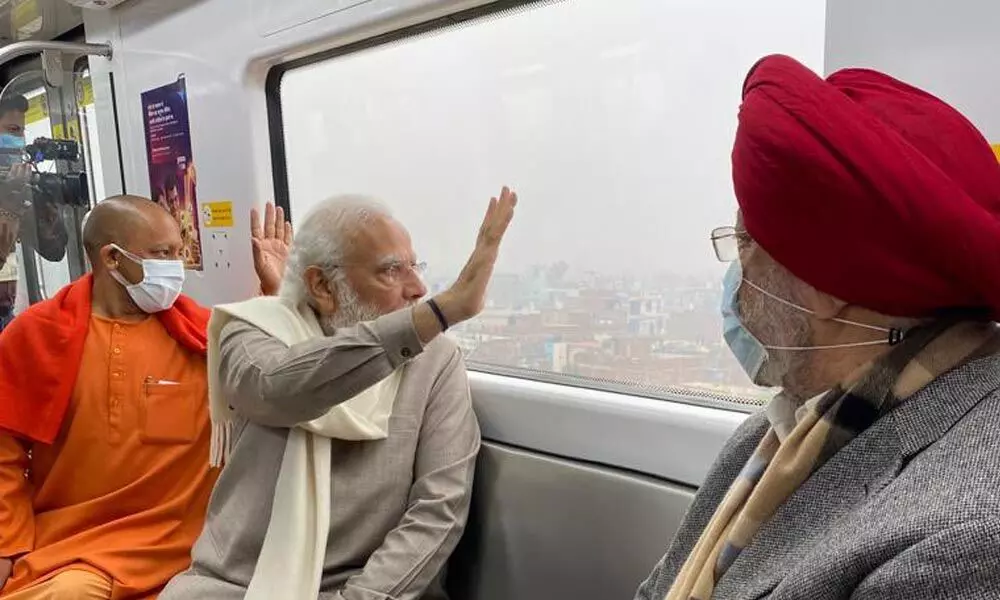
[712,414,903,600]
[712,352,1000,600]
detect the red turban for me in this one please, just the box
[733,54,1000,319]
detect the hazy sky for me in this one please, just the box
[281,0,826,282]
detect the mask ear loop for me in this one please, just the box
[109,243,142,266]
[742,278,908,348]
[107,244,146,292]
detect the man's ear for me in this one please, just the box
[99,244,119,271]
[798,282,848,321]
[304,266,339,314]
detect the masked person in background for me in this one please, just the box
[0,94,68,330]
[637,55,1000,600]
[0,196,292,599]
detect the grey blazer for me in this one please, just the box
[636,351,1000,600]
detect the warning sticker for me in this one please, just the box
[25,94,47,125]
[201,200,234,228]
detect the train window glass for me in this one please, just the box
[22,87,72,299]
[23,88,52,141]
[77,69,106,205]
[277,0,825,408]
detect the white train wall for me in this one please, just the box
[826,0,1000,146]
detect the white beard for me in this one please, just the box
[319,282,383,335]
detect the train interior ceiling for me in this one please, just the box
[0,0,998,598]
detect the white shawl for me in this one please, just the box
[206,296,402,599]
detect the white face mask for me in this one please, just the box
[108,244,185,313]
[741,278,906,350]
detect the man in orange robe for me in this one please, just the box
[0,195,291,599]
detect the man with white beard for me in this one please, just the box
[162,187,517,600]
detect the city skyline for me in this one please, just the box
[426,260,773,407]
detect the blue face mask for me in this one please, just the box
[721,261,768,384]
[0,133,25,169]
[721,260,903,386]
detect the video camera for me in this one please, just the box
[24,137,89,208]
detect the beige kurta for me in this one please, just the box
[161,308,480,600]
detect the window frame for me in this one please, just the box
[263,0,762,415]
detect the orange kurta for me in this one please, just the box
[0,314,217,600]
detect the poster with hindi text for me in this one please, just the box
[141,75,203,270]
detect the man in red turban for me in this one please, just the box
[637,55,1000,600]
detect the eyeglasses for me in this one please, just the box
[710,226,750,262]
[377,260,428,283]
[332,260,428,283]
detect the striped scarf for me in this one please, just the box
[666,318,1000,600]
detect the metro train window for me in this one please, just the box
[21,87,72,300]
[275,0,825,408]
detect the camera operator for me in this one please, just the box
[0,95,69,331]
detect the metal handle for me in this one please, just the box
[0,41,112,67]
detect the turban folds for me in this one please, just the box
[734,55,1000,319]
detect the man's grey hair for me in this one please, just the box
[280,194,392,305]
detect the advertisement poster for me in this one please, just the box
[141,75,202,270]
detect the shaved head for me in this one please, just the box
[84,194,184,318]
[83,195,179,268]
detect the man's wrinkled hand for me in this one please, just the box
[251,202,293,296]
[0,164,30,217]
[5,163,29,184]
[439,186,517,323]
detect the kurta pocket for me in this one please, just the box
[139,379,200,444]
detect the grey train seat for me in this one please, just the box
[447,442,695,600]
